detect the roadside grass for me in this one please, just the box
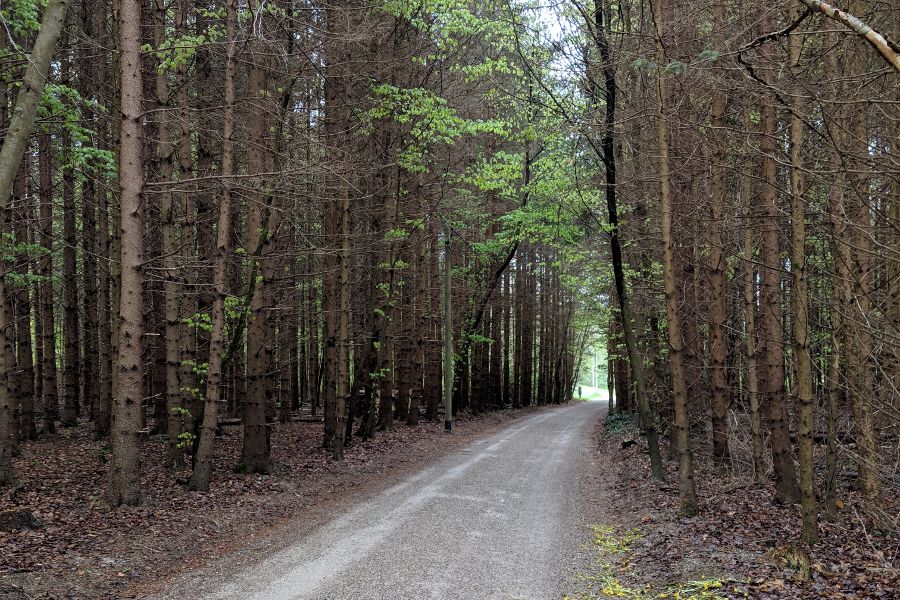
[564,523,728,600]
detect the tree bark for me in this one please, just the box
[788,2,817,543]
[13,162,37,441]
[38,134,57,434]
[79,0,99,423]
[823,33,847,520]
[189,0,236,491]
[107,0,145,506]
[741,142,766,487]
[154,0,184,468]
[757,7,799,505]
[61,126,81,427]
[239,0,276,474]
[843,0,882,522]
[653,0,697,514]
[708,0,730,466]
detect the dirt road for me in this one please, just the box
[153,402,605,600]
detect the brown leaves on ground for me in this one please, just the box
[0,410,525,599]
[587,417,899,599]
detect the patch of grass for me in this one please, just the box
[566,525,729,600]
[566,567,642,599]
[591,524,641,554]
[603,413,635,436]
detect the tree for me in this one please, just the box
[756,5,799,506]
[707,0,730,466]
[788,1,817,543]
[189,0,238,492]
[652,0,697,516]
[107,0,145,506]
[0,0,70,486]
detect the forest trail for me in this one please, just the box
[152,401,606,600]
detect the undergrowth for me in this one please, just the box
[603,413,636,436]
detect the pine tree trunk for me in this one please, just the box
[822,41,847,515]
[426,216,442,419]
[591,0,662,476]
[189,0,236,491]
[653,0,697,514]
[758,8,799,505]
[788,3,817,543]
[38,134,58,434]
[61,123,81,427]
[0,290,14,485]
[334,164,351,459]
[742,225,767,487]
[708,0,730,466]
[512,251,522,409]
[81,157,98,422]
[501,268,511,406]
[521,246,535,407]
[409,199,427,426]
[175,0,197,421]
[843,0,881,520]
[96,147,113,439]
[154,1,183,468]
[13,162,37,441]
[239,2,277,473]
[322,28,341,447]
[489,266,502,409]
[107,0,145,506]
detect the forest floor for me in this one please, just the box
[0,407,545,600]
[567,413,899,600]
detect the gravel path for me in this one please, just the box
[153,402,606,600]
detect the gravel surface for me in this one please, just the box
[153,402,606,600]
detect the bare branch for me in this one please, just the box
[798,0,900,72]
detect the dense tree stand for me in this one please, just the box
[0,0,897,597]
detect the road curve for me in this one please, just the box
[156,401,605,600]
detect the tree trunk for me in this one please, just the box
[38,134,57,434]
[238,2,276,474]
[757,7,799,505]
[13,161,37,441]
[822,31,847,518]
[79,1,99,423]
[0,0,69,207]
[107,0,145,506]
[175,0,197,423]
[154,0,184,468]
[588,1,664,478]
[189,0,236,491]
[96,141,113,439]
[708,0,730,466]
[61,123,81,427]
[653,0,697,514]
[788,2,817,543]
[739,108,766,487]
[843,0,882,521]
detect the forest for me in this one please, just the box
[0,0,898,598]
